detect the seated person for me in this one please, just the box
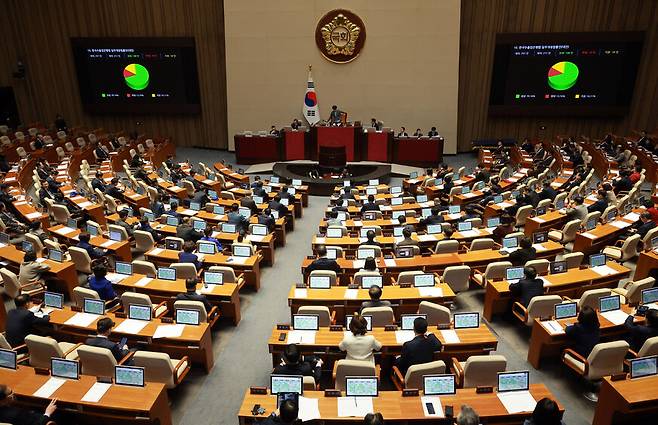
[88,263,116,301]
[565,196,588,221]
[632,212,656,239]
[178,240,202,270]
[227,203,250,232]
[395,316,442,375]
[200,227,223,251]
[272,343,322,383]
[508,266,543,307]
[77,232,108,259]
[360,195,380,213]
[508,236,536,266]
[304,245,341,279]
[360,230,381,248]
[336,187,355,205]
[163,201,181,218]
[587,190,608,214]
[644,199,658,224]
[257,208,276,231]
[360,286,391,310]
[325,210,342,227]
[18,250,50,286]
[339,314,382,363]
[268,195,289,219]
[492,214,515,243]
[105,177,124,199]
[538,181,557,201]
[137,217,163,242]
[150,194,166,217]
[115,209,134,237]
[359,257,379,274]
[613,170,633,193]
[396,227,418,248]
[625,309,658,352]
[419,206,444,227]
[91,171,106,193]
[176,278,212,312]
[565,306,600,357]
[85,317,133,363]
[261,399,298,425]
[6,294,50,347]
[0,384,57,425]
[176,217,203,242]
[524,398,564,425]
[443,226,455,240]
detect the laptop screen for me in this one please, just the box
[502,237,518,249]
[554,302,578,319]
[599,295,620,312]
[357,248,376,260]
[493,195,503,204]
[423,374,456,395]
[253,196,264,205]
[458,221,472,232]
[346,315,372,331]
[506,267,524,281]
[166,216,180,226]
[0,348,17,370]
[109,230,122,241]
[176,309,200,325]
[365,187,377,196]
[208,190,218,200]
[213,205,225,215]
[585,218,597,230]
[326,248,338,260]
[204,271,224,285]
[343,180,351,187]
[115,365,145,387]
[238,207,251,218]
[22,241,33,253]
[360,227,377,238]
[293,179,302,186]
[292,314,319,330]
[536,206,547,216]
[51,358,79,380]
[270,375,303,395]
[461,186,470,194]
[421,208,432,218]
[630,356,658,379]
[280,198,289,206]
[309,275,331,289]
[193,220,207,231]
[67,218,78,229]
[390,211,404,220]
[410,171,418,179]
[143,212,155,222]
[84,298,105,315]
[361,275,383,289]
[390,186,402,194]
[233,245,251,257]
[413,274,434,287]
[166,239,182,250]
[396,247,414,258]
[270,176,280,184]
[369,179,379,186]
[427,224,442,235]
[550,261,567,274]
[391,197,403,206]
[198,242,216,254]
[129,304,152,321]
[497,371,530,392]
[345,376,378,397]
[157,267,177,281]
[589,253,606,268]
[642,288,658,305]
[487,217,500,228]
[190,202,201,211]
[453,312,480,329]
[401,314,427,330]
[0,232,9,246]
[49,249,63,262]
[44,292,64,309]
[116,261,133,275]
[221,223,237,233]
[533,232,548,244]
[555,199,565,210]
[86,224,99,236]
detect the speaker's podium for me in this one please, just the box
[310,126,358,162]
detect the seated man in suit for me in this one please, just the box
[396,227,419,248]
[273,343,322,383]
[77,232,108,259]
[0,385,57,425]
[397,127,408,137]
[178,240,202,270]
[394,317,442,375]
[508,236,537,266]
[329,105,342,126]
[240,194,259,216]
[360,230,381,248]
[257,208,276,232]
[176,278,213,313]
[200,227,223,251]
[613,170,634,193]
[227,203,250,233]
[305,245,341,279]
[150,194,166,218]
[625,309,658,352]
[138,217,163,242]
[427,126,439,137]
[336,187,355,205]
[252,180,267,198]
[279,186,295,202]
[419,206,444,228]
[508,266,543,307]
[86,317,134,363]
[115,209,135,237]
[325,210,343,227]
[587,189,608,214]
[105,177,124,200]
[163,201,181,219]
[631,212,657,239]
[261,399,299,425]
[94,142,109,161]
[268,195,289,219]
[91,171,106,193]
[176,217,204,242]
[37,181,57,207]
[360,286,391,311]
[565,196,588,221]
[538,181,557,201]
[191,188,210,208]
[6,294,50,347]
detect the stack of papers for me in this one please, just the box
[421,396,444,417]
[297,396,321,421]
[384,258,397,267]
[418,234,437,242]
[337,397,373,417]
[287,330,316,344]
[601,310,629,325]
[101,241,116,248]
[78,201,93,208]
[315,237,327,243]
[533,217,546,223]
[114,319,149,334]
[294,288,308,298]
[440,329,461,344]
[418,287,443,297]
[352,260,365,269]
[135,277,153,287]
[149,248,164,255]
[623,212,640,221]
[591,265,617,276]
[344,289,359,299]
[446,213,461,220]
[459,230,480,238]
[609,220,632,229]
[81,382,112,403]
[33,377,66,398]
[106,273,127,284]
[497,391,537,413]
[532,243,547,252]
[26,212,43,219]
[227,256,248,264]
[65,313,99,327]
[247,235,265,243]
[580,232,596,239]
[395,330,415,343]
[542,320,565,335]
[57,226,77,236]
[153,324,185,339]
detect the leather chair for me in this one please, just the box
[134,230,156,253]
[297,306,335,327]
[612,277,655,305]
[469,238,495,251]
[602,234,640,263]
[120,292,167,318]
[442,265,470,293]
[78,345,130,377]
[548,219,582,243]
[132,351,190,389]
[392,360,446,390]
[132,260,157,278]
[473,261,512,287]
[418,301,451,326]
[333,359,378,391]
[361,306,395,327]
[512,295,562,326]
[452,354,507,388]
[171,263,198,280]
[25,335,80,368]
[68,247,93,274]
[562,252,584,269]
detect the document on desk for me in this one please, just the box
[297,396,321,421]
[459,230,480,238]
[135,277,153,287]
[418,234,437,242]
[106,272,127,284]
[496,391,537,414]
[344,289,359,299]
[169,185,182,191]
[396,330,415,343]
[499,201,514,208]
[540,277,552,288]
[65,312,99,327]
[591,265,617,276]
[287,330,316,344]
[542,320,565,335]
[446,213,461,220]
[314,237,326,243]
[227,256,248,265]
[247,235,265,243]
[533,217,546,223]
[114,319,149,334]
[580,232,596,239]
[153,324,185,339]
[33,377,66,399]
[623,212,640,221]
[180,209,195,216]
[78,201,93,208]
[149,247,164,256]
[81,382,111,403]
[609,220,632,229]
[353,220,363,227]
[421,396,444,417]
[294,288,308,298]
[337,397,374,417]
[26,212,43,219]
[532,243,547,252]
[384,258,397,267]
[351,259,365,269]
[418,287,443,297]
[57,226,77,236]
[440,329,461,344]
[101,240,115,248]
[380,206,392,211]
[601,310,629,326]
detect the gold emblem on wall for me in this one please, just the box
[315,9,366,63]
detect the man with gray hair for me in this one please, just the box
[456,405,479,425]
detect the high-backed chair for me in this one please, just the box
[515,205,533,227]
[452,354,507,388]
[134,230,156,253]
[132,352,190,389]
[361,306,395,327]
[575,288,612,310]
[52,204,71,224]
[397,271,425,285]
[333,359,377,391]
[473,261,512,287]
[68,247,93,274]
[612,277,655,305]
[78,345,126,377]
[73,286,101,308]
[418,301,451,326]
[0,333,29,363]
[632,336,658,358]
[392,360,446,391]
[25,335,80,368]
[171,263,198,280]
[442,266,470,293]
[548,219,581,243]
[512,295,562,326]
[469,238,495,251]
[326,246,344,259]
[602,234,640,263]
[562,252,584,269]
[433,240,459,254]
[108,224,129,241]
[120,292,167,318]
[24,233,44,255]
[132,260,157,278]
[174,300,220,327]
[297,306,335,327]
[1,267,44,299]
[525,259,550,275]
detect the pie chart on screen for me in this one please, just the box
[547,61,579,91]
[123,63,150,90]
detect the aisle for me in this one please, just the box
[174,195,327,425]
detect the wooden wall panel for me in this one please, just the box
[0,0,227,149]
[458,0,658,152]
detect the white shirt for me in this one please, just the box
[339,333,382,363]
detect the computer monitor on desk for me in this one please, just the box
[84,299,105,315]
[642,288,658,305]
[129,304,152,321]
[401,314,427,330]
[270,375,303,395]
[116,261,132,275]
[292,314,319,330]
[453,312,480,329]
[115,365,145,387]
[357,248,376,260]
[309,275,331,289]
[497,371,530,392]
[554,302,577,320]
[505,267,524,282]
[599,295,621,313]
[157,267,177,281]
[361,275,383,289]
[51,358,79,380]
[630,356,658,379]
[0,349,17,370]
[550,261,567,275]
[44,292,64,309]
[589,253,606,267]
[345,376,378,397]
[204,271,224,285]
[423,374,456,395]
[413,274,434,287]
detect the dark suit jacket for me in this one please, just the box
[360,300,392,310]
[227,212,250,232]
[587,199,608,214]
[240,197,258,215]
[360,202,380,213]
[305,257,341,277]
[6,308,50,346]
[614,177,633,193]
[257,214,275,231]
[151,201,165,217]
[419,214,444,227]
[625,316,658,352]
[273,361,321,382]
[91,178,106,193]
[0,406,50,425]
[268,200,288,218]
[85,335,129,362]
[106,185,124,199]
[539,187,557,201]
[508,247,537,267]
[565,323,600,357]
[176,225,203,242]
[396,334,442,374]
[176,291,213,313]
[638,221,657,239]
[508,277,544,307]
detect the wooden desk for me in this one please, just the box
[47,307,214,372]
[527,305,640,369]
[288,283,455,323]
[572,212,639,255]
[238,386,561,425]
[145,248,262,291]
[524,211,567,236]
[0,366,172,425]
[60,186,107,226]
[268,325,497,366]
[113,273,242,325]
[482,262,631,321]
[634,250,658,281]
[48,224,132,262]
[593,375,658,425]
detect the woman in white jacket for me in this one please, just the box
[339,314,382,363]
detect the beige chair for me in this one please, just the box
[548,219,581,243]
[392,360,446,390]
[25,335,80,368]
[575,288,612,310]
[333,359,377,391]
[108,224,129,241]
[327,225,348,237]
[78,345,128,377]
[1,267,44,299]
[297,305,335,327]
[418,301,451,326]
[562,340,629,401]
[220,190,235,200]
[132,260,157,278]
[16,146,27,158]
[583,211,601,226]
[207,266,245,285]
[642,227,658,248]
[452,354,507,388]
[525,259,550,275]
[442,265,470,293]
[25,233,44,255]
[309,270,338,286]
[359,244,382,258]
[52,204,71,224]
[120,292,167,318]
[73,286,101,308]
[68,246,92,274]
[602,234,640,263]
[632,336,658,358]
[0,333,29,363]
[86,220,103,237]
[174,300,220,327]
[473,261,512,287]
[134,230,155,253]
[180,180,196,197]
[469,238,495,251]
[612,277,655,305]
[353,271,384,287]
[512,295,562,326]
[171,263,198,280]
[515,205,533,227]
[361,306,395,327]
[132,351,190,389]
[396,270,425,285]
[433,240,459,254]
[562,252,584,269]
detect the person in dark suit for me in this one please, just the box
[329,105,342,125]
[565,306,600,357]
[419,207,445,228]
[88,263,116,302]
[396,227,419,248]
[5,295,50,346]
[538,182,557,201]
[279,186,295,202]
[54,114,67,131]
[508,237,537,266]
[163,201,181,219]
[587,190,608,214]
[37,181,57,207]
[440,175,454,197]
[268,195,289,219]
[260,399,299,425]
[227,203,250,232]
[134,167,156,186]
[252,181,267,198]
[397,127,408,137]
[85,317,133,363]
[137,217,163,243]
[492,214,515,243]
[77,232,107,259]
[0,384,57,425]
[625,309,658,352]
[105,177,124,199]
[360,230,382,248]
[613,170,633,193]
[360,286,391,310]
[633,212,657,239]
[337,187,356,205]
[273,343,322,383]
[176,217,203,242]
[91,171,106,193]
[304,245,341,279]
[0,184,16,207]
[200,227,223,251]
[176,278,213,313]
[115,209,134,237]
[191,188,210,208]
[508,266,544,307]
[178,241,202,270]
[360,195,380,214]
[129,152,144,168]
[150,194,166,218]
[257,208,276,232]
[474,164,490,184]
[427,127,439,137]
[185,170,203,191]
[240,195,258,215]
[94,142,109,161]
[394,317,442,375]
